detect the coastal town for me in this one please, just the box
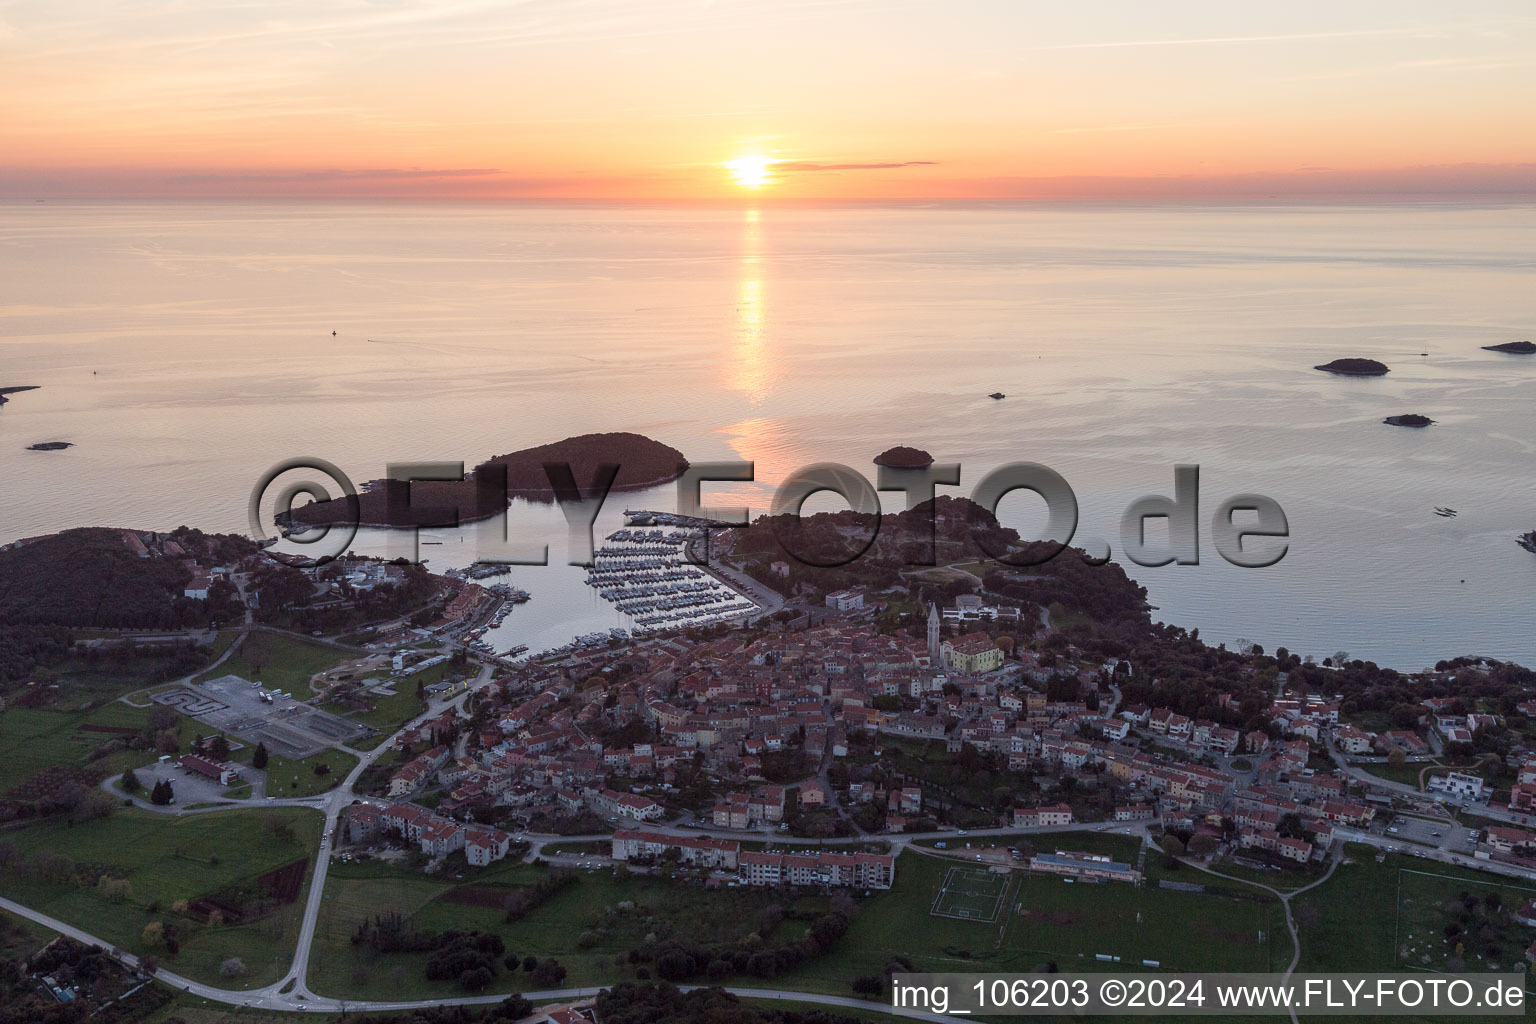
[337,588,1536,894]
[6,509,1536,1020]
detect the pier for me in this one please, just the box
[588,515,764,632]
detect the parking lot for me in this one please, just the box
[130,758,247,806]
[152,673,371,758]
[1383,814,1467,851]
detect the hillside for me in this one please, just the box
[734,495,1149,628]
[0,527,245,629]
[285,431,688,529]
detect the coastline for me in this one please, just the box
[281,469,689,534]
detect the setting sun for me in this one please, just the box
[726,156,774,190]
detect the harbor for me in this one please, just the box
[449,579,532,657]
[584,512,761,634]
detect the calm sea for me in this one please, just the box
[1,200,1532,669]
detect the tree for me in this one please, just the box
[220,957,246,978]
[151,779,175,805]
[460,966,494,991]
[655,949,692,981]
[1387,747,1407,768]
[207,735,231,760]
[1161,834,1186,858]
[1187,833,1218,858]
[253,742,269,770]
[142,922,165,947]
[531,958,566,986]
[499,995,534,1019]
[122,768,141,794]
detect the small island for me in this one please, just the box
[26,441,74,451]
[1315,358,1389,377]
[873,445,934,469]
[988,392,1005,400]
[285,431,689,530]
[1383,415,1433,428]
[1482,341,1536,355]
[0,385,41,406]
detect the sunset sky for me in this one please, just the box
[3,1,1535,198]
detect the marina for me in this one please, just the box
[450,580,533,656]
[583,513,760,634]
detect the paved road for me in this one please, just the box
[1323,734,1536,828]
[1179,843,1345,1024]
[20,577,1531,1014]
[280,683,475,1002]
[528,819,1150,866]
[72,676,475,1011]
[118,577,257,708]
[1329,824,1536,883]
[0,893,954,1019]
[19,570,549,1010]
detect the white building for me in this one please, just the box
[825,589,864,612]
[1428,770,1486,801]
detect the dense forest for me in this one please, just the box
[734,495,1149,628]
[736,495,1021,577]
[250,559,439,632]
[0,527,250,629]
[285,431,689,528]
[0,624,74,682]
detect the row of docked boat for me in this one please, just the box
[538,628,629,658]
[459,581,533,657]
[584,525,759,633]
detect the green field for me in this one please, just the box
[931,866,1008,922]
[1395,867,1536,974]
[195,632,352,695]
[1,806,322,989]
[327,663,448,747]
[0,700,158,793]
[345,678,426,733]
[260,748,360,797]
[13,642,224,714]
[0,907,58,960]
[762,850,1281,996]
[304,857,824,1001]
[1202,854,1320,892]
[1289,842,1536,989]
[1362,761,1444,789]
[1008,868,1277,971]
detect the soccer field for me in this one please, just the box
[931,865,1008,922]
[1007,871,1277,971]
